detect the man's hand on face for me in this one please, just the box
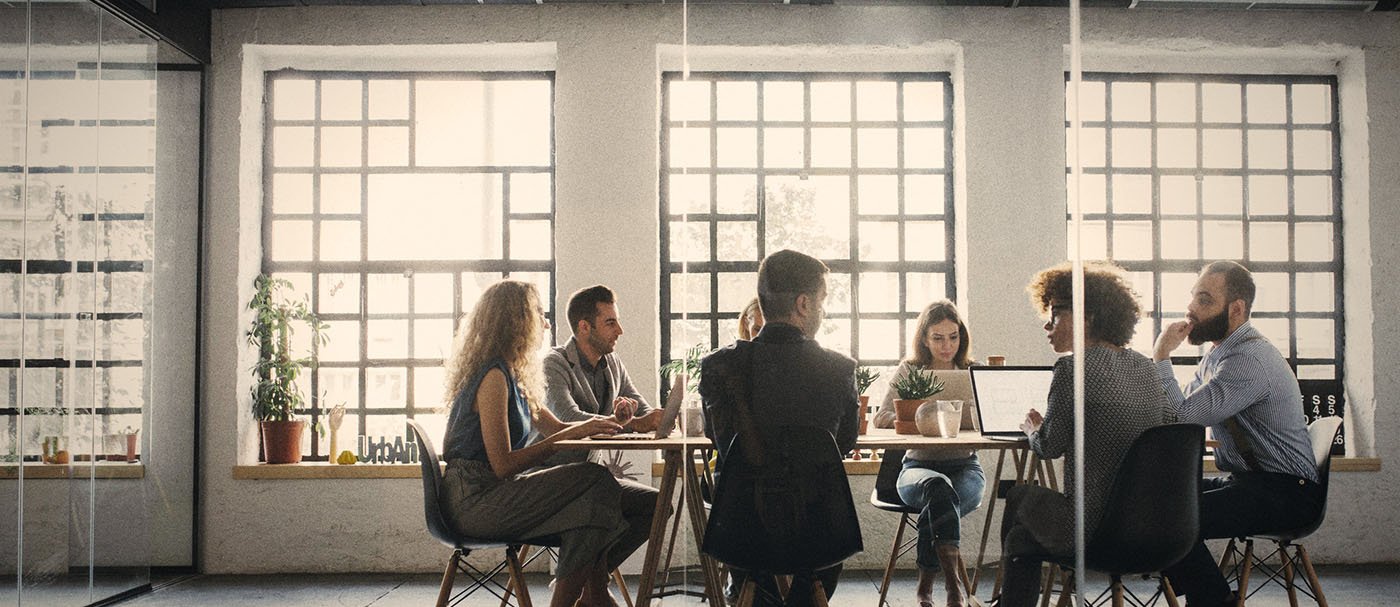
[1154,320,1193,362]
[625,408,663,433]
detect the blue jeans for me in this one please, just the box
[896,455,985,571]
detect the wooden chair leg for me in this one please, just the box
[612,569,633,607]
[776,574,792,600]
[1053,571,1075,607]
[812,580,830,607]
[1280,542,1300,607]
[1220,538,1238,576]
[1038,564,1059,607]
[1111,575,1125,607]
[505,546,534,607]
[500,545,537,607]
[437,549,461,607]
[737,578,758,607]
[1161,574,1182,607]
[878,514,910,606]
[1237,539,1254,607]
[1296,544,1328,607]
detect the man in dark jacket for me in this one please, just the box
[700,249,860,606]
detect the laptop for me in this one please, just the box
[970,366,1054,440]
[930,369,979,431]
[589,373,687,440]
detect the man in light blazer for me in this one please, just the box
[544,285,662,464]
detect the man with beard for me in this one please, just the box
[544,285,663,462]
[1152,261,1320,607]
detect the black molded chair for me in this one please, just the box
[703,425,863,606]
[1218,416,1343,607]
[869,448,976,606]
[408,420,551,607]
[1043,423,1204,607]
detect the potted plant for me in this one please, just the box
[855,367,881,434]
[891,369,945,435]
[660,342,708,394]
[246,274,327,464]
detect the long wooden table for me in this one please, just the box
[556,430,1045,607]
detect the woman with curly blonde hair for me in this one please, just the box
[440,280,637,607]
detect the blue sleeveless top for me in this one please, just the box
[442,359,534,464]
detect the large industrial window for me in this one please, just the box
[262,70,555,460]
[1067,73,1344,446]
[660,72,956,369]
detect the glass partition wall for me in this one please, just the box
[1,1,175,604]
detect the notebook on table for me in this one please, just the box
[970,366,1054,440]
[589,373,687,440]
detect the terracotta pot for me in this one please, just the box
[894,398,926,422]
[260,420,305,464]
[857,395,870,430]
[893,420,921,435]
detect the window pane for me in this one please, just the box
[669,221,709,262]
[763,81,804,121]
[1157,128,1196,168]
[1077,173,1108,214]
[859,222,899,262]
[1246,84,1287,123]
[1159,220,1197,260]
[904,81,945,121]
[905,175,946,215]
[321,173,361,214]
[858,272,900,313]
[1293,131,1332,171]
[669,173,709,215]
[368,274,409,315]
[368,174,503,260]
[1292,84,1332,124]
[857,128,898,169]
[905,273,946,312]
[319,273,360,314]
[273,79,315,120]
[859,319,901,361]
[716,81,757,121]
[1112,174,1152,214]
[1202,221,1243,260]
[855,81,897,121]
[320,220,361,262]
[811,82,851,121]
[1202,129,1242,169]
[510,173,552,214]
[763,127,804,168]
[1253,273,1290,313]
[668,80,711,121]
[671,273,711,314]
[1159,175,1196,215]
[368,79,409,120]
[905,221,946,262]
[1248,175,1287,216]
[272,174,312,214]
[810,128,851,168]
[414,274,453,314]
[717,272,757,314]
[715,222,758,261]
[1201,83,1241,123]
[367,127,409,167]
[1110,128,1151,168]
[414,318,454,359]
[321,79,363,120]
[1293,176,1333,216]
[1112,221,1153,260]
[858,175,898,215]
[1294,223,1333,262]
[670,127,711,169]
[1247,130,1287,170]
[1110,81,1150,122]
[273,126,314,166]
[717,127,758,168]
[1249,222,1289,261]
[764,176,849,259]
[904,128,945,169]
[716,175,758,214]
[1155,82,1196,122]
[1202,176,1243,215]
[320,126,362,167]
[510,220,552,261]
[1296,273,1334,313]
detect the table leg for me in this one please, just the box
[637,451,681,607]
[971,448,1008,595]
[682,447,727,607]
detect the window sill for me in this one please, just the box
[0,463,146,480]
[233,463,430,480]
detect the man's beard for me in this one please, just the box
[1188,309,1230,345]
[587,332,614,355]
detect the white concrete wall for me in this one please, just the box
[202,5,1400,573]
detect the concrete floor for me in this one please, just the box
[117,565,1400,606]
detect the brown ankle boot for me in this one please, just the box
[936,544,967,607]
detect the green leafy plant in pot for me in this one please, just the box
[660,343,708,394]
[890,368,945,435]
[246,274,328,464]
[855,366,881,434]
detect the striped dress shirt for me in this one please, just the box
[1156,321,1318,482]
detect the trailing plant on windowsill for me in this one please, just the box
[246,274,328,423]
[891,368,945,401]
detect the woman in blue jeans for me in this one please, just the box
[873,300,985,607]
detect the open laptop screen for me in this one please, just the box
[970,366,1054,437]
